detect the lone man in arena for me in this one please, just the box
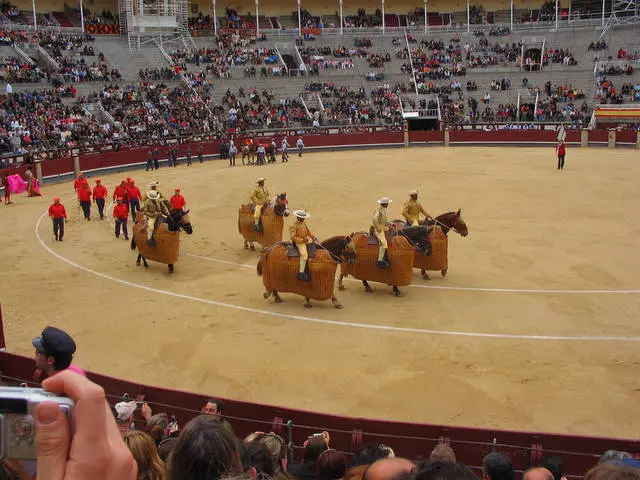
[556,140,566,170]
[48,197,67,241]
[296,136,305,157]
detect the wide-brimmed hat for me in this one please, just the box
[294,210,310,219]
[147,190,160,200]
[256,177,265,184]
[377,197,392,204]
[409,190,418,196]
[149,181,160,188]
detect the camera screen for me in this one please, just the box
[0,398,28,414]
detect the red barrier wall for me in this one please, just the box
[616,130,638,144]
[450,129,560,143]
[409,130,445,143]
[0,351,637,476]
[588,130,609,144]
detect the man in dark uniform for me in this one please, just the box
[33,326,85,379]
[146,150,153,171]
[153,147,160,170]
[198,145,204,164]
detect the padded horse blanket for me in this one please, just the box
[340,233,415,286]
[133,214,180,264]
[261,243,338,301]
[238,205,284,247]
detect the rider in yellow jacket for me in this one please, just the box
[402,190,431,226]
[372,197,392,269]
[290,210,316,281]
[250,177,270,231]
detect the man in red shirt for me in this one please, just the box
[127,180,142,223]
[170,188,186,213]
[73,172,89,197]
[113,179,130,210]
[78,182,92,220]
[93,179,108,220]
[48,197,67,241]
[556,141,566,170]
[113,197,129,240]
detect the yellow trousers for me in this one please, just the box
[296,241,310,273]
[253,204,263,224]
[146,215,158,240]
[374,229,388,261]
[404,215,419,226]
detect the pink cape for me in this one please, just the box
[7,174,26,194]
[30,177,41,195]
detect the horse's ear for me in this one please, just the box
[456,208,461,218]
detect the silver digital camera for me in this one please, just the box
[0,387,75,460]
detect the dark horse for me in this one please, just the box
[242,192,289,250]
[131,209,193,273]
[338,225,432,297]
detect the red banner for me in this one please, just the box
[85,24,120,35]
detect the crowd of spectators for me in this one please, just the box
[621,82,640,102]
[84,8,119,25]
[0,56,44,82]
[595,61,634,77]
[344,9,381,28]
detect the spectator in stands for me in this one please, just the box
[483,453,514,480]
[352,444,396,467]
[408,460,477,480]
[289,434,330,480]
[538,456,565,480]
[586,463,640,480]
[158,438,179,462]
[430,444,456,463]
[32,326,85,379]
[115,400,138,436]
[124,430,166,480]
[254,433,292,480]
[364,457,416,480]
[167,415,243,480]
[318,449,348,480]
[201,398,235,436]
[524,468,554,480]
[240,441,276,477]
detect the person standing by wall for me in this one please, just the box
[48,197,67,241]
[556,141,566,170]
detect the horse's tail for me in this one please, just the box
[256,258,263,276]
[130,237,136,250]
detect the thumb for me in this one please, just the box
[35,402,70,480]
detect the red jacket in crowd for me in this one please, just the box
[128,185,142,201]
[93,184,108,200]
[77,187,92,202]
[556,142,566,156]
[113,184,129,202]
[74,178,89,196]
[48,203,67,219]
[113,203,129,220]
[170,194,186,211]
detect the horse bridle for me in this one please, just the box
[430,216,463,235]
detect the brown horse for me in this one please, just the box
[338,226,431,297]
[241,144,257,165]
[257,235,356,308]
[131,210,193,273]
[393,210,469,280]
[238,193,289,250]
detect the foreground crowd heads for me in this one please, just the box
[28,361,640,480]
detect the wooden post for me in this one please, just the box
[580,128,588,147]
[444,128,450,146]
[0,303,6,351]
[35,160,43,183]
[403,121,409,147]
[607,129,616,148]
[636,130,640,149]
[73,154,80,178]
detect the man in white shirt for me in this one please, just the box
[296,137,304,157]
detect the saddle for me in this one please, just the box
[287,242,317,258]
[367,231,394,245]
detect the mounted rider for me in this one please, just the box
[143,187,169,247]
[373,197,392,269]
[402,190,431,226]
[290,210,317,282]
[250,177,270,232]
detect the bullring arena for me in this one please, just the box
[2,145,639,439]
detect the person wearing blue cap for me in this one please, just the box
[33,326,85,379]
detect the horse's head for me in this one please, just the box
[343,233,357,264]
[168,209,193,234]
[434,209,468,237]
[273,192,289,217]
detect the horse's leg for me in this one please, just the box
[338,274,346,291]
[136,253,141,266]
[304,297,312,308]
[393,285,402,297]
[363,280,373,293]
[250,241,255,251]
[168,264,174,274]
[263,290,272,299]
[142,256,148,268]
[331,295,343,309]
[441,268,448,278]
[421,269,431,280]
[273,291,283,303]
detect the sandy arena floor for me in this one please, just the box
[1,147,639,439]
